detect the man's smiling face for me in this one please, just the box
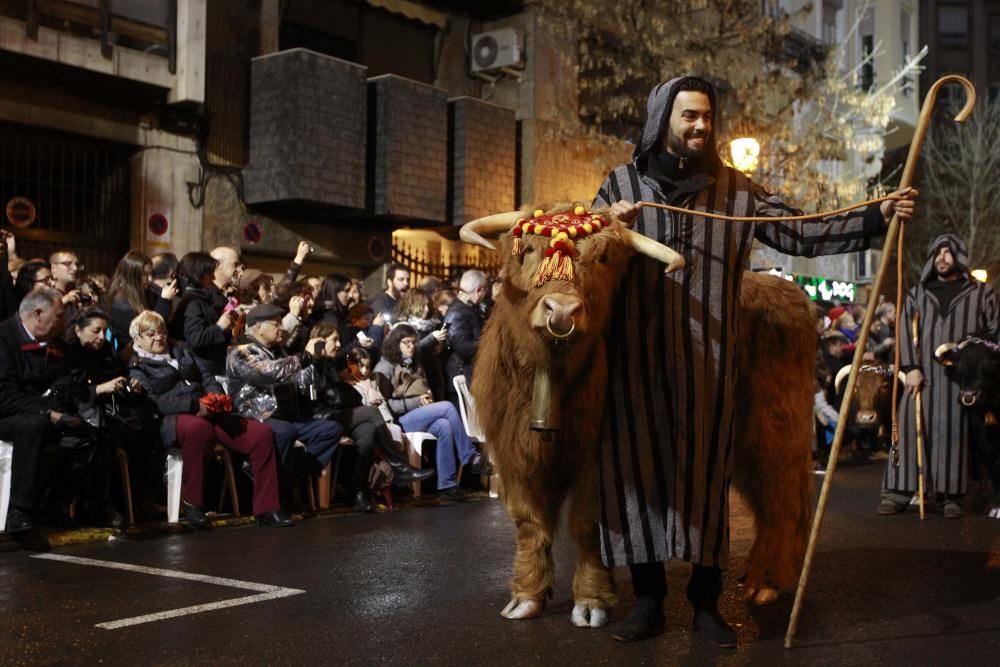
[664,90,713,158]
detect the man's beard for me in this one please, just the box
[937,262,960,278]
[665,127,709,159]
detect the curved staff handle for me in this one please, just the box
[784,75,976,650]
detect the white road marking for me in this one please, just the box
[32,553,305,630]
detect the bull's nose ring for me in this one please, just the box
[546,313,576,339]
[961,393,977,406]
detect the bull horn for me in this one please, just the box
[834,365,851,395]
[623,228,686,274]
[459,211,524,251]
[897,371,907,384]
[934,342,958,365]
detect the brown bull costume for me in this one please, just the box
[593,76,896,642]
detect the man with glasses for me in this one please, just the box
[48,251,86,334]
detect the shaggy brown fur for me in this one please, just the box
[472,206,815,619]
[732,272,816,597]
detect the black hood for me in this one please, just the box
[632,75,722,170]
[921,233,971,284]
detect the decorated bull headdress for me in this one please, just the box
[459,204,685,433]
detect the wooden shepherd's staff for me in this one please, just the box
[784,74,976,649]
[912,311,928,520]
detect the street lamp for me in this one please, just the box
[730,136,760,176]
[971,269,988,283]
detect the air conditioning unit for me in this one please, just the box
[470,28,524,74]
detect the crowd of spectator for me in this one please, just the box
[0,229,496,534]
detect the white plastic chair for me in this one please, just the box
[453,375,498,498]
[0,440,13,532]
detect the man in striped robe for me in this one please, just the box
[592,76,917,645]
[879,234,999,518]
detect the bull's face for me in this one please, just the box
[936,337,1000,410]
[853,365,895,427]
[502,227,631,343]
[836,363,898,428]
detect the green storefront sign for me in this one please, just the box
[794,275,856,302]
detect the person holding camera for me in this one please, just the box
[396,289,447,400]
[226,304,343,497]
[170,252,236,376]
[106,251,178,352]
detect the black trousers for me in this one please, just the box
[629,561,723,609]
[0,413,57,511]
[329,406,406,489]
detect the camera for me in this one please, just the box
[79,294,94,305]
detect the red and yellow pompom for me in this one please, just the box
[509,206,606,286]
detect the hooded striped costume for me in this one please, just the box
[593,76,889,570]
[884,233,1000,497]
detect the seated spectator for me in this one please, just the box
[375,324,489,501]
[433,288,456,320]
[344,303,385,361]
[236,269,276,307]
[309,322,432,511]
[68,309,158,514]
[106,251,177,351]
[315,272,351,327]
[368,262,410,321]
[397,289,447,399]
[273,280,315,354]
[49,250,86,325]
[170,252,236,376]
[0,288,118,531]
[128,310,292,528]
[13,260,53,303]
[0,230,18,320]
[347,278,364,307]
[225,304,342,491]
[444,270,488,405]
[149,252,179,299]
[342,348,394,424]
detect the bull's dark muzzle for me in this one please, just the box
[856,410,879,426]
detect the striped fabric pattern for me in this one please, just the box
[594,162,880,569]
[884,235,1000,495]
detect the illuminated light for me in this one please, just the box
[972,269,988,283]
[729,137,760,175]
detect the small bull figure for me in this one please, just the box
[935,337,1000,518]
[463,203,816,625]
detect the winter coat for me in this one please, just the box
[885,233,1000,495]
[373,357,432,418]
[0,316,74,418]
[128,343,222,447]
[444,299,483,389]
[170,286,231,375]
[594,75,889,569]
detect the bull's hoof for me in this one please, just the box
[743,585,780,605]
[989,506,1000,519]
[501,597,544,620]
[570,603,609,628]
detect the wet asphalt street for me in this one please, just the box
[1,463,998,666]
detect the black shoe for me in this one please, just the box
[182,501,213,530]
[87,502,125,530]
[353,491,375,513]
[255,510,295,527]
[611,606,666,642]
[692,606,737,648]
[440,486,467,502]
[4,507,36,534]
[390,464,435,485]
[466,454,494,476]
